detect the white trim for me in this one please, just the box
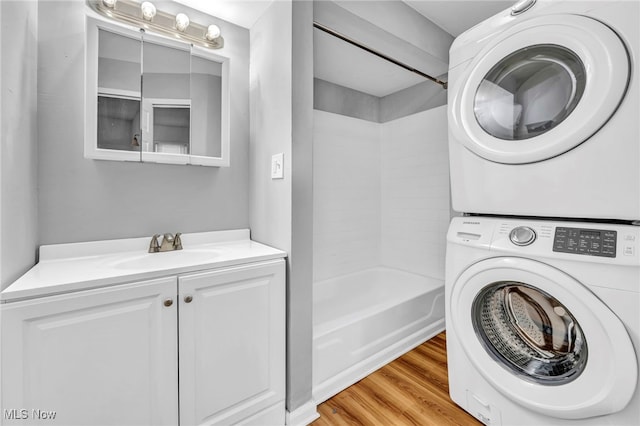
[312,320,445,404]
[285,401,319,426]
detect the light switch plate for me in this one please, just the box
[271,153,284,179]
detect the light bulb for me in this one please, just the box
[175,13,190,32]
[141,2,156,20]
[102,0,117,8]
[205,24,221,41]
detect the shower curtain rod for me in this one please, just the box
[313,21,448,90]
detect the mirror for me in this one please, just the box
[191,55,223,158]
[141,37,191,163]
[86,17,230,167]
[97,28,141,154]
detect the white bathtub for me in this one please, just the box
[312,267,445,403]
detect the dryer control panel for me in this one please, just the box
[553,227,616,258]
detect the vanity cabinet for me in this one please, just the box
[0,260,285,426]
[0,276,179,425]
[178,261,285,425]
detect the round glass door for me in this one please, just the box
[449,14,630,164]
[472,281,587,384]
[448,257,637,419]
[474,45,586,141]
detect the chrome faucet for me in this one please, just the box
[148,232,183,253]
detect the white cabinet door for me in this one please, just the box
[178,260,285,426]
[1,277,179,426]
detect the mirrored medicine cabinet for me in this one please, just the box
[85,16,230,167]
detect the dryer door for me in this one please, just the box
[449,257,637,419]
[449,14,629,164]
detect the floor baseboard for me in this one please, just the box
[285,401,320,426]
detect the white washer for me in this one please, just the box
[446,216,639,425]
[447,0,640,221]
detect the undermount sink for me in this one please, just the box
[106,249,219,270]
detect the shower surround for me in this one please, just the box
[312,105,450,402]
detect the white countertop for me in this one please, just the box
[1,229,287,303]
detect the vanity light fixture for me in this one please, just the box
[175,13,190,32]
[140,1,156,21]
[87,0,224,49]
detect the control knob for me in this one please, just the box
[510,226,536,246]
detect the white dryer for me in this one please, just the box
[445,216,639,425]
[447,0,639,221]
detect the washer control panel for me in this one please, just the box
[553,227,617,258]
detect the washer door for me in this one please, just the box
[449,257,637,419]
[449,15,629,164]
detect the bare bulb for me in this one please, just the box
[205,24,221,41]
[175,13,190,32]
[141,2,156,20]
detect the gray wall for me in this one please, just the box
[249,0,315,414]
[379,77,448,122]
[248,0,297,407]
[289,0,314,413]
[314,78,379,122]
[37,1,250,245]
[1,1,39,289]
[249,2,292,252]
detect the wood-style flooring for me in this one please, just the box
[311,332,482,426]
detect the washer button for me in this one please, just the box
[510,226,537,246]
[624,246,635,256]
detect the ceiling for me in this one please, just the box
[173,0,275,29]
[313,1,510,97]
[175,0,512,97]
[175,0,511,34]
[405,1,512,36]
[313,28,428,97]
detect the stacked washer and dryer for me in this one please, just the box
[444,0,639,425]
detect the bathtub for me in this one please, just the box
[312,266,445,403]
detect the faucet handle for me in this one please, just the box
[173,232,183,250]
[148,234,161,253]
